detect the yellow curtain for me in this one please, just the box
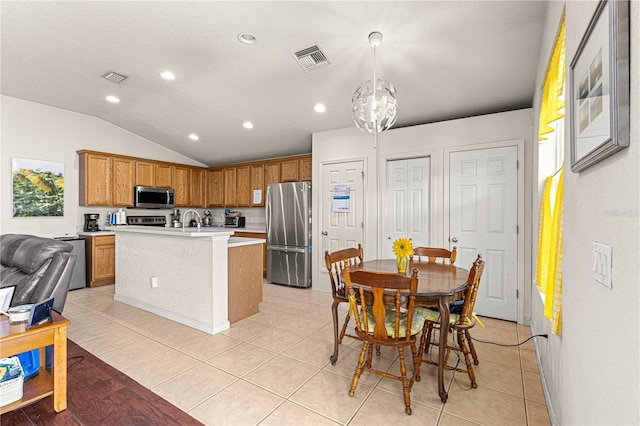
[536,176,553,293]
[538,167,564,334]
[539,18,566,140]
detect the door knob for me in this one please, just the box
[321,231,328,236]
[451,237,458,243]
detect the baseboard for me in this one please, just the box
[529,321,558,425]
[113,293,230,335]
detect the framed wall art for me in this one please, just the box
[12,157,64,217]
[569,0,629,172]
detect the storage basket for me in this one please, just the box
[0,357,24,407]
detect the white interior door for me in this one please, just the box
[320,161,365,268]
[449,147,518,321]
[385,157,430,258]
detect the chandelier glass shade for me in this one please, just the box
[352,31,398,134]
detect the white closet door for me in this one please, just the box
[385,157,430,258]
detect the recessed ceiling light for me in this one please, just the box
[242,121,254,129]
[105,95,120,103]
[237,32,257,45]
[160,71,176,80]
[188,133,199,141]
[313,103,326,113]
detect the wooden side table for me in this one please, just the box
[0,312,70,414]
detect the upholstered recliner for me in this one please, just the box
[1,234,77,314]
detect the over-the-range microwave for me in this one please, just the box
[133,186,175,209]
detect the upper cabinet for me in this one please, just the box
[79,151,112,206]
[135,160,155,187]
[172,165,190,207]
[280,158,299,182]
[155,163,172,188]
[112,157,134,206]
[208,168,224,207]
[236,165,251,207]
[250,163,265,207]
[190,168,206,208]
[224,168,237,207]
[264,162,280,187]
[300,156,312,181]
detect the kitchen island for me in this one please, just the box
[110,225,264,335]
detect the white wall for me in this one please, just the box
[312,109,533,302]
[1,95,205,237]
[531,2,640,424]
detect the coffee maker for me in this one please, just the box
[84,213,100,232]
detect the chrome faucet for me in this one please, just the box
[182,209,202,229]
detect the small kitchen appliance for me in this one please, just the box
[133,186,175,209]
[224,216,246,228]
[83,214,99,232]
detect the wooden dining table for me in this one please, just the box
[349,259,469,403]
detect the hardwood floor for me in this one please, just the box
[0,340,202,425]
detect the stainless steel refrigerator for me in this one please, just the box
[266,182,312,288]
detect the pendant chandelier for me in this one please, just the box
[351,31,398,135]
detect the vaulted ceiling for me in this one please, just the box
[1,1,547,166]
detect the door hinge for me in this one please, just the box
[516,160,520,170]
[361,171,365,179]
[516,289,519,299]
[516,225,519,234]
[361,221,364,229]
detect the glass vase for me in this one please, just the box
[396,255,408,275]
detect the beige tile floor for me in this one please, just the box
[64,283,551,426]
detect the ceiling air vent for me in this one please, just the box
[102,71,128,84]
[291,44,333,73]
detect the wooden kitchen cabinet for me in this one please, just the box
[83,234,115,287]
[190,167,206,208]
[208,168,225,207]
[234,232,267,277]
[264,162,280,187]
[280,158,300,182]
[236,165,251,207]
[112,157,134,206]
[299,155,312,181]
[172,165,190,207]
[250,163,265,207]
[224,168,237,207]
[79,151,112,206]
[228,243,263,322]
[155,163,173,188]
[135,160,155,187]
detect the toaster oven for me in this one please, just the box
[224,216,246,228]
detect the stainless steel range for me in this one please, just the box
[126,215,167,227]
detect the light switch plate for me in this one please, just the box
[593,242,612,289]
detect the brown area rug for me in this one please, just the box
[1,340,203,425]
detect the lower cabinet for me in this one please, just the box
[82,235,115,287]
[227,243,263,323]
[234,232,266,277]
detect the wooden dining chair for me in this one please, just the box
[411,246,457,264]
[344,264,425,415]
[324,244,364,365]
[418,255,485,388]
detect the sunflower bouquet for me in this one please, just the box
[392,238,413,274]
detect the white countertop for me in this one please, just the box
[78,230,115,236]
[107,225,235,238]
[228,237,266,247]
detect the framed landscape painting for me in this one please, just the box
[12,158,64,217]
